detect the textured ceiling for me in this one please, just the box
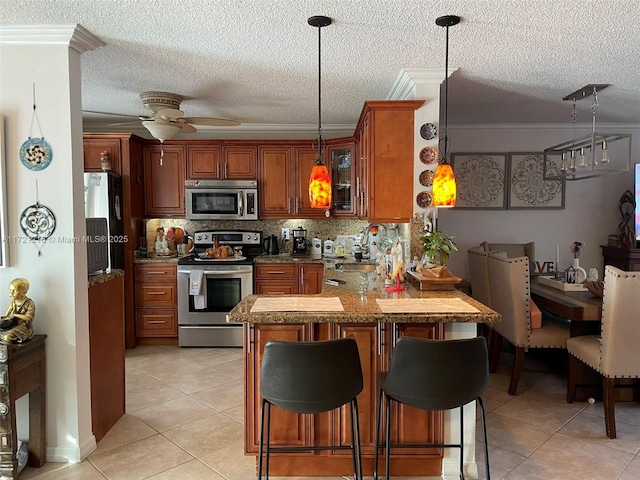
[2,0,640,139]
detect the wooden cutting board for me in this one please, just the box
[251,297,344,313]
[376,298,479,314]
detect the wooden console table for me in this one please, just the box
[601,246,640,271]
[0,334,46,479]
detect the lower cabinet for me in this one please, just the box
[254,263,323,294]
[134,263,178,342]
[244,321,444,476]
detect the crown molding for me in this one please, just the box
[387,67,458,100]
[0,24,105,53]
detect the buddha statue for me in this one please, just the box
[0,278,36,344]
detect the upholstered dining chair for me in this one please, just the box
[487,253,570,395]
[566,266,640,439]
[467,246,493,308]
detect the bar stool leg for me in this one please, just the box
[352,399,363,480]
[478,397,491,480]
[349,402,357,480]
[257,399,266,480]
[459,405,465,480]
[373,388,383,480]
[385,395,392,480]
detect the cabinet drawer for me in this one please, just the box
[136,283,177,307]
[136,310,177,337]
[255,263,297,279]
[255,281,297,295]
[135,263,177,279]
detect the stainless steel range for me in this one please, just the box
[177,229,262,347]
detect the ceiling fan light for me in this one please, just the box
[432,162,456,207]
[142,120,181,142]
[309,162,332,209]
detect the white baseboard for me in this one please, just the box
[46,434,96,464]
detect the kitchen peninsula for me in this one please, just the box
[228,271,499,478]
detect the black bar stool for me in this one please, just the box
[258,338,364,480]
[374,336,491,480]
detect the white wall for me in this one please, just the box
[438,124,637,278]
[0,25,104,462]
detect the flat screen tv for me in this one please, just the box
[636,163,640,248]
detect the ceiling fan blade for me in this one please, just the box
[157,108,184,119]
[83,110,142,119]
[183,117,241,127]
[179,123,197,134]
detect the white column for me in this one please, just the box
[0,24,105,462]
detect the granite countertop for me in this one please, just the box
[134,252,182,264]
[88,269,124,288]
[254,254,378,267]
[228,271,500,325]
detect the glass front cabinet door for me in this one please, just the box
[328,143,356,216]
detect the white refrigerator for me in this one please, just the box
[84,172,124,271]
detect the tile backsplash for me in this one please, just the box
[144,218,424,260]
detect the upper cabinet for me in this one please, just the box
[327,142,356,217]
[143,145,186,217]
[355,100,424,223]
[83,137,123,173]
[258,144,326,219]
[186,145,257,180]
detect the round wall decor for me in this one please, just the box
[419,122,437,140]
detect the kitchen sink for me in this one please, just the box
[338,263,377,272]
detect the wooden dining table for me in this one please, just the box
[530,276,602,336]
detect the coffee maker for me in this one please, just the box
[292,226,307,254]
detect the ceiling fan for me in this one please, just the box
[85,91,241,142]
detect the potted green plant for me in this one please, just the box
[419,230,458,267]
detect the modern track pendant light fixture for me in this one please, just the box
[432,15,460,208]
[308,15,332,210]
[543,84,631,181]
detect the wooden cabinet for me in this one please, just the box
[258,146,293,218]
[186,145,257,180]
[143,145,186,217]
[244,320,444,476]
[245,323,311,453]
[134,263,178,340]
[601,246,640,271]
[83,137,123,173]
[83,133,146,349]
[258,144,328,219]
[354,101,424,222]
[254,263,323,294]
[328,142,357,217]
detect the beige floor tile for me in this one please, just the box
[90,414,157,456]
[88,434,193,480]
[132,395,217,432]
[584,400,640,427]
[198,440,257,480]
[221,404,244,423]
[619,455,640,480]
[135,356,208,380]
[479,386,514,413]
[502,458,587,480]
[125,346,184,370]
[163,412,243,458]
[126,382,185,412]
[20,460,106,479]
[191,378,244,412]
[475,441,525,480]
[184,347,243,368]
[146,458,225,479]
[483,412,554,457]
[529,433,633,480]
[559,411,640,454]
[161,367,237,395]
[126,369,160,389]
[518,374,585,413]
[211,358,244,379]
[492,396,578,431]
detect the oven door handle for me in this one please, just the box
[178,269,253,276]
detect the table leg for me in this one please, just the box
[28,386,45,467]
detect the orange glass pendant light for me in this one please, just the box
[309,161,332,208]
[432,162,456,207]
[308,15,332,209]
[432,15,460,208]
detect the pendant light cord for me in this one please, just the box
[441,24,450,163]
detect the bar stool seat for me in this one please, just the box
[374,336,491,480]
[258,338,363,480]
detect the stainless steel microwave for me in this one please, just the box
[185,179,258,220]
